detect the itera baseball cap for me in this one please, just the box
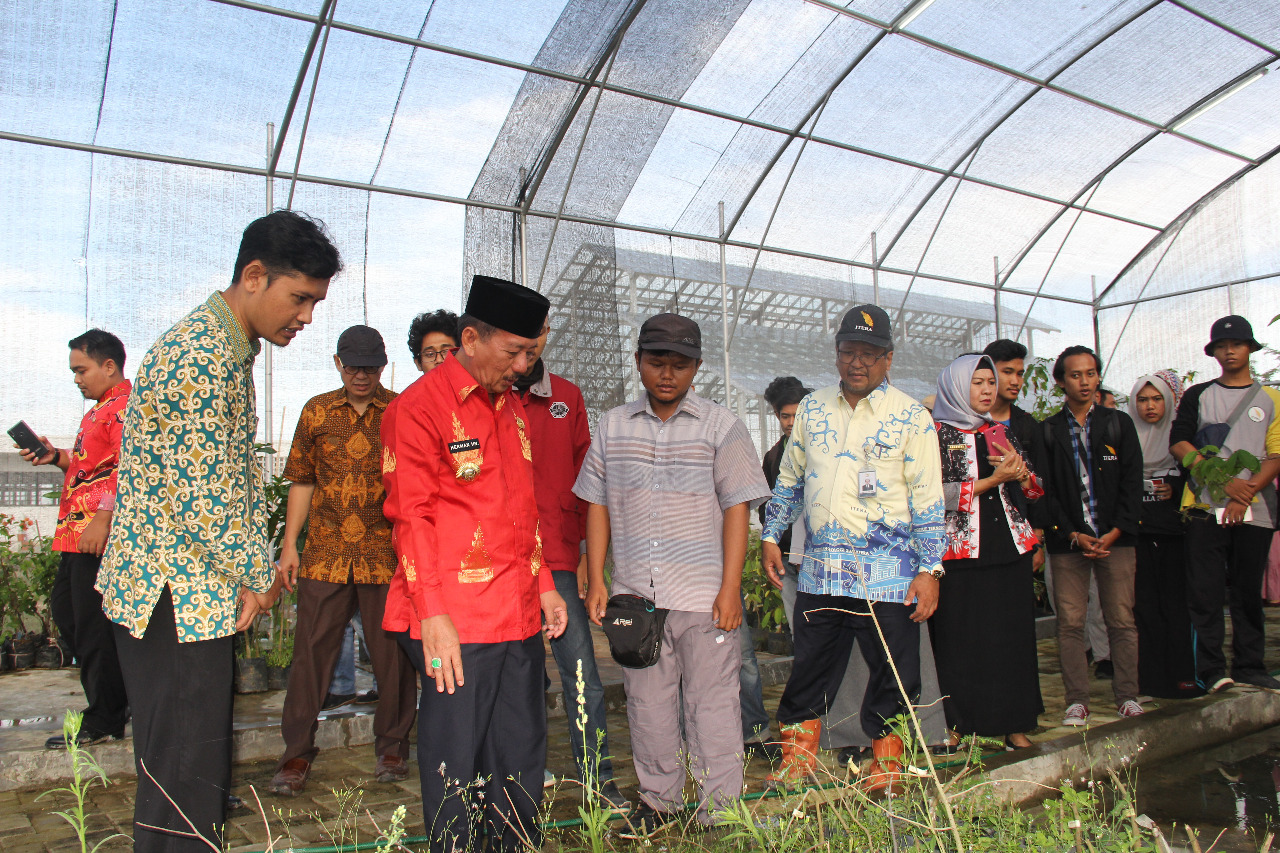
[1204,315,1263,356]
[638,313,702,360]
[336,325,388,367]
[836,304,893,352]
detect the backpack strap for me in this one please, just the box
[1221,384,1265,452]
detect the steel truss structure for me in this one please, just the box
[2,0,1278,448]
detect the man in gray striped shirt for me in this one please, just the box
[575,313,771,835]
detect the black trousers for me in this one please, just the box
[51,551,129,736]
[1185,517,1273,683]
[1134,534,1198,698]
[397,632,546,853]
[777,591,921,741]
[114,587,234,853]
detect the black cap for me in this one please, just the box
[336,325,387,367]
[466,275,550,339]
[638,313,701,359]
[836,304,893,351]
[1205,315,1263,356]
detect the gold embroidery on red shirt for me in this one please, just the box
[401,554,417,582]
[531,522,543,576]
[514,416,533,462]
[459,524,494,583]
[382,447,396,474]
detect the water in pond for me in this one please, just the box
[1137,725,1280,852]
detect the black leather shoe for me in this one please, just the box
[745,740,782,762]
[45,731,122,750]
[321,692,357,711]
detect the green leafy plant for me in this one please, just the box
[1183,445,1261,506]
[36,711,130,853]
[0,513,59,637]
[1020,357,1064,422]
[742,531,788,633]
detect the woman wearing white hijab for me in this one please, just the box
[1128,370,1199,697]
[931,354,1044,750]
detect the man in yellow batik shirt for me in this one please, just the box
[97,211,341,853]
[270,325,416,797]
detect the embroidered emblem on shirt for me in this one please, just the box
[531,522,543,576]
[459,525,493,583]
[401,554,417,583]
[450,414,483,481]
[514,417,533,462]
[382,447,396,474]
[549,401,569,419]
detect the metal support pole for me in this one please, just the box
[1091,275,1102,356]
[719,202,732,408]
[992,255,1002,341]
[264,122,275,452]
[871,231,881,306]
[518,167,529,289]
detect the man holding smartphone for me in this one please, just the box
[17,330,131,749]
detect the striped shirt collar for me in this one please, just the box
[625,390,707,421]
[207,292,260,366]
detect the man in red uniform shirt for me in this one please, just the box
[19,330,131,747]
[382,275,568,853]
[513,317,628,809]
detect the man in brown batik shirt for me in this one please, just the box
[270,325,416,796]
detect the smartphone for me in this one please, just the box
[8,421,50,460]
[983,422,1015,458]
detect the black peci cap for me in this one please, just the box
[336,325,387,367]
[465,275,550,340]
[1204,315,1263,356]
[638,313,702,359]
[836,304,893,351]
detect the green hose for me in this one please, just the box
[250,751,994,852]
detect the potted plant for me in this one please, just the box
[0,514,61,670]
[741,532,791,655]
[260,464,305,690]
[234,626,269,693]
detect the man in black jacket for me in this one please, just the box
[1041,346,1144,727]
[983,339,1049,553]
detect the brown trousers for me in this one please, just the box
[277,578,416,768]
[1053,547,1138,707]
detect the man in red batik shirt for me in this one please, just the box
[382,275,568,853]
[18,330,131,748]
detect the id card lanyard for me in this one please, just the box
[857,439,877,498]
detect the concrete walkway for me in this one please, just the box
[4,613,1280,851]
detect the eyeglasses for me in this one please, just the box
[836,348,888,367]
[340,363,383,377]
[418,348,452,364]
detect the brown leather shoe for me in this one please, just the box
[270,758,311,796]
[375,754,409,783]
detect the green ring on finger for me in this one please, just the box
[430,657,442,669]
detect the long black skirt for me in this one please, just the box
[1135,533,1201,698]
[930,552,1044,736]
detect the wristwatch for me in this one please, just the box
[928,566,946,580]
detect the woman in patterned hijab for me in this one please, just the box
[1127,368,1199,698]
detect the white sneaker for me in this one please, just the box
[1117,700,1144,718]
[1062,703,1089,726]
